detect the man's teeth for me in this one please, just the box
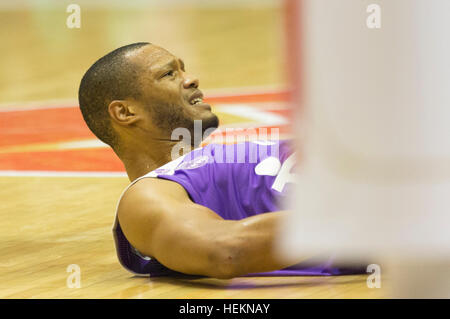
[190,98,203,105]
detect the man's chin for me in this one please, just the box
[186,113,219,147]
[194,102,212,112]
[202,113,219,133]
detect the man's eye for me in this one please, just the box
[164,70,174,77]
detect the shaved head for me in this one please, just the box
[78,42,150,147]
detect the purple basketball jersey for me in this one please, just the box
[113,140,366,277]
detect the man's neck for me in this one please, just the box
[119,140,182,182]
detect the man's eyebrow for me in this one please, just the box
[155,58,185,73]
[179,59,185,71]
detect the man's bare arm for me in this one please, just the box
[117,178,305,279]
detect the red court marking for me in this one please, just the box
[205,91,289,104]
[0,107,94,147]
[0,148,123,172]
[266,108,293,119]
[0,90,291,172]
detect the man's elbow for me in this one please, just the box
[207,242,245,279]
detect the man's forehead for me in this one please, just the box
[125,44,178,69]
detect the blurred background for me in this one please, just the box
[0,0,287,105]
[278,0,450,298]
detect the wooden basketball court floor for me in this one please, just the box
[0,1,384,298]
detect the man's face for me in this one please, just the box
[129,44,219,140]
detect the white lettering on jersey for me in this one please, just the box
[271,153,297,193]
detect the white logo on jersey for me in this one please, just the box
[176,155,210,170]
[254,156,281,176]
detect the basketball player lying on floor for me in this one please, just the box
[78,42,366,279]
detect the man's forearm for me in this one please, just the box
[225,210,307,277]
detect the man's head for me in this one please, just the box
[78,42,219,152]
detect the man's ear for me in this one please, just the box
[108,100,139,126]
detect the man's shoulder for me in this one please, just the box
[116,177,192,232]
[123,177,189,204]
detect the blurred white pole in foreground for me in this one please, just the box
[278,0,450,297]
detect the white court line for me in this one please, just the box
[0,170,127,177]
[214,101,289,111]
[57,139,108,149]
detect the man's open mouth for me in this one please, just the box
[189,97,203,105]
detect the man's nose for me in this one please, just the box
[183,75,199,89]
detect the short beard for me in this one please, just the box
[151,102,219,146]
